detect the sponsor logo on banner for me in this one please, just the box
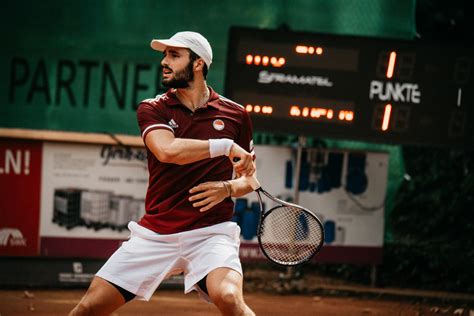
[100,145,147,166]
[239,244,266,260]
[258,70,333,87]
[0,228,27,247]
[59,262,95,284]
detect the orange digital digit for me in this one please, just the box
[381,104,392,131]
[386,51,397,79]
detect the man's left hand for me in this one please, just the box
[189,181,229,212]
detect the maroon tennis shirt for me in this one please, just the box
[136,87,255,234]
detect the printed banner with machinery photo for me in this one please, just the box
[39,142,148,257]
[2,139,388,264]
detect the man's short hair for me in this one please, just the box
[189,49,208,80]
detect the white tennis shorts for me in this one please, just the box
[96,221,242,302]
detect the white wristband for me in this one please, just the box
[209,138,234,158]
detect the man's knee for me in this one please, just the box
[69,301,92,316]
[212,288,255,316]
[212,286,242,309]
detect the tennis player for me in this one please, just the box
[70,31,256,315]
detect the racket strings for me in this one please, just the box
[259,206,323,265]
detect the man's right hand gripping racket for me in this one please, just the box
[245,175,324,266]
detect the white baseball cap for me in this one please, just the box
[151,31,213,68]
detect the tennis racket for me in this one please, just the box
[245,175,324,266]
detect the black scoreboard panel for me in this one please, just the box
[224,27,474,148]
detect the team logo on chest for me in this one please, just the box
[212,119,225,131]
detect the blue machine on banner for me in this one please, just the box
[285,150,367,195]
[233,198,265,241]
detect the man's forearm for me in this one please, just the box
[155,138,211,165]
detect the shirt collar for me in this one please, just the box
[164,87,220,110]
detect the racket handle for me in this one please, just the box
[232,157,261,190]
[245,174,261,191]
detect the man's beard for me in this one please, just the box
[161,60,194,88]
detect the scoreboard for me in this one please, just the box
[224,27,474,148]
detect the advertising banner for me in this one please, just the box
[237,146,389,264]
[1,55,163,135]
[0,139,42,256]
[1,139,388,264]
[39,142,148,258]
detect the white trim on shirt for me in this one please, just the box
[142,124,174,139]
